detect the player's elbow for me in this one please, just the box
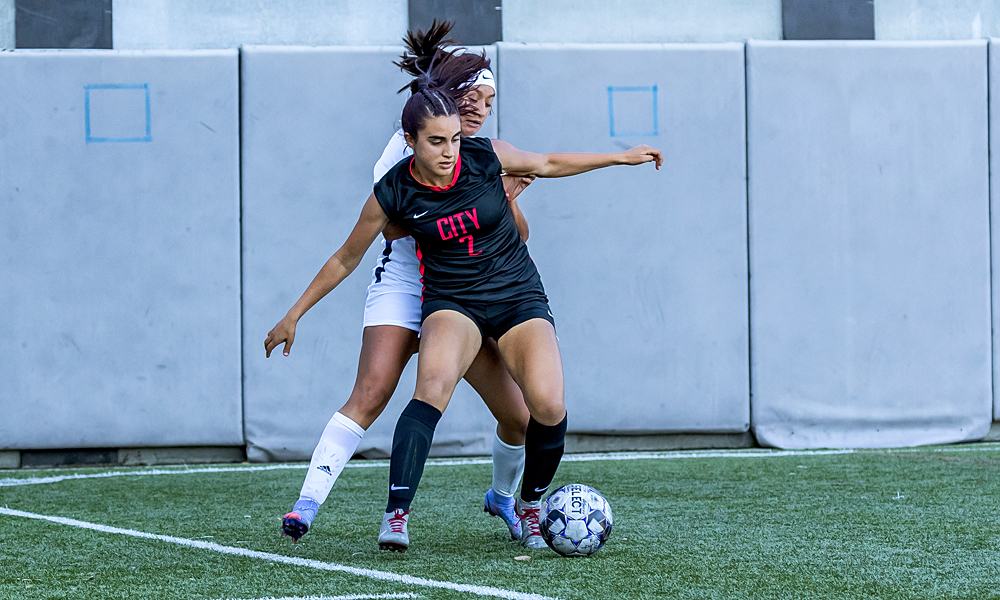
[535,156,558,178]
[331,247,363,277]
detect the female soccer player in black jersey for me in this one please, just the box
[276,22,535,547]
[264,54,661,551]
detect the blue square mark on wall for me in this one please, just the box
[608,86,658,137]
[85,84,152,143]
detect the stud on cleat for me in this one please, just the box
[282,512,309,542]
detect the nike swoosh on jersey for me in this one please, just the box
[390,484,410,491]
[413,210,429,219]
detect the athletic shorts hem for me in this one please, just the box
[421,296,554,340]
[421,301,483,336]
[363,290,422,332]
[361,319,422,333]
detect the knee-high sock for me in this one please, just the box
[491,431,525,498]
[519,414,567,503]
[299,412,365,507]
[386,399,442,512]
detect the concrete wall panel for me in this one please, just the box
[241,46,502,461]
[502,1,781,43]
[990,39,1000,421]
[0,50,243,449]
[747,41,992,448]
[496,43,750,434]
[0,0,13,49]
[876,1,1000,40]
[114,0,407,49]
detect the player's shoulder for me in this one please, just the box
[461,136,494,153]
[461,136,500,171]
[378,155,410,188]
[374,129,412,184]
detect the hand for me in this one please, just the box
[620,145,663,170]
[265,315,297,357]
[502,173,535,202]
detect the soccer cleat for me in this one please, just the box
[282,512,309,542]
[378,508,410,552]
[516,497,546,549]
[484,489,522,540]
[281,498,319,543]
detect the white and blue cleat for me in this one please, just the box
[281,498,319,543]
[484,489,522,540]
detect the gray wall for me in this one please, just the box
[113,0,407,49]
[98,0,1000,49]
[502,0,781,43]
[0,0,12,49]
[240,46,501,461]
[991,39,1000,422]
[111,0,783,48]
[747,40,992,448]
[0,50,243,450]
[497,43,750,434]
[3,40,1000,456]
[876,0,1000,39]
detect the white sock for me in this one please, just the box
[491,431,525,498]
[299,412,365,505]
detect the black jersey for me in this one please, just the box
[373,136,543,303]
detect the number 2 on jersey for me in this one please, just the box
[459,235,482,256]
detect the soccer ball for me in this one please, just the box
[539,484,613,557]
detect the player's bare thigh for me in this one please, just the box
[496,318,566,426]
[464,337,529,445]
[339,324,419,429]
[413,310,483,413]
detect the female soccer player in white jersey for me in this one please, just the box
[265,51,662,550]
[275,22,533,544]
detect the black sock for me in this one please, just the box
[520,414,567,503]
[386,399,442,512]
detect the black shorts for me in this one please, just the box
[421,294,555,340]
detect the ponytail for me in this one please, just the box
[395,19,455,78]
[398,50,490,138]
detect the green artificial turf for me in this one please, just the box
[1,446,999,600]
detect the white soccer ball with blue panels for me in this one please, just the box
[540,483,613,557]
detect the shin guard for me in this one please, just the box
[386,399,442,512]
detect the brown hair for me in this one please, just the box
[396,20,490,138]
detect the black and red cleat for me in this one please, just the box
[281,512,309,542]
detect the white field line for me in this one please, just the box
[3,444,999,488]
[204,595,417,600]
[0,507,561,600]
[203,595,418,600]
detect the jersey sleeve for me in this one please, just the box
[463,136,503,176]
[373,169,400,222]
[373,130,411,184]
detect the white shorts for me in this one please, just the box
[363,236,423,332]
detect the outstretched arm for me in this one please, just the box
[491,139,662,178]
[265,193,389,357]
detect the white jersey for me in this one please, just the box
[373,129,411,182]
[364,129,423,331]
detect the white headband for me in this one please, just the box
[471,69,496,93]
